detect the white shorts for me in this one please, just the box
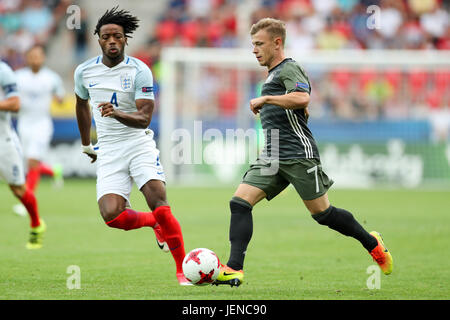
[18,118,53,161]
[0,130,26,186]
[96,133,166,206]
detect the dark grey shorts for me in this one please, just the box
[242,158,334,201]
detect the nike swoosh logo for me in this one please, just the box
[223,272,238,276]
[89,83,99,87]
[156,240,165,250]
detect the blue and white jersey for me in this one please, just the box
[74,55,155,144]
[0,61,19,137]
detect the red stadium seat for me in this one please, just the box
[331,69,352,93]
[433,70,449,92]
[426,89,443,110]
[180,19,200,47]
[408,69,428,93]
[155,19,179,45]
[218,89,238,117]
[358,68,377,90]
[384,69,402,91]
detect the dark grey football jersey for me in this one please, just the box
[259,58,319,160]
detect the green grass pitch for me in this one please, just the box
[0,179,449,300]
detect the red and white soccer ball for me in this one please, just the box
[182,248,220,286]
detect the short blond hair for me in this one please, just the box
[250,18,286,46]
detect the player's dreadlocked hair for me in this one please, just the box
[94,6,139,38]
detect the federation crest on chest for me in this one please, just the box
[120,73,132,90]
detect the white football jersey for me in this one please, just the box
[16,67,65,122]
[74,55,155,144]
[0,61,19,137]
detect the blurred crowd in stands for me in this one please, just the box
[0,0,448,139]
[139,0,449,136]
[0,0,70,70]
[150,0,449,50]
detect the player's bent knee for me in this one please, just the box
[98,194,127,222]
[303,193,330,215]
[233,184,266,207]
[99,203,125,223]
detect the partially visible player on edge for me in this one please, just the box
[74,7,190,285]
[16,45,65,192]
[0,60,46,249]
[214,18,393,287]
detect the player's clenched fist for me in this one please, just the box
[81,144,97,163]
[98,102,116,117]
[250,96,267,115]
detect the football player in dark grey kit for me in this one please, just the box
[214,18,393,287]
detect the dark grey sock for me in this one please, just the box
[313,206,378,252]
[227,196,253,270]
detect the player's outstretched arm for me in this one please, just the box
[98,98,154,129]
[0,96,20,112]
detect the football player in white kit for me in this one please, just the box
[16,45,65,192]
[74,7,190,285]
[0,61,46,249]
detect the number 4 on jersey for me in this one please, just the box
[110,92,118,107]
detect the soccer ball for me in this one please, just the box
[182,248,220,286]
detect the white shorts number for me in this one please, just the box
[306,165,319,193]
